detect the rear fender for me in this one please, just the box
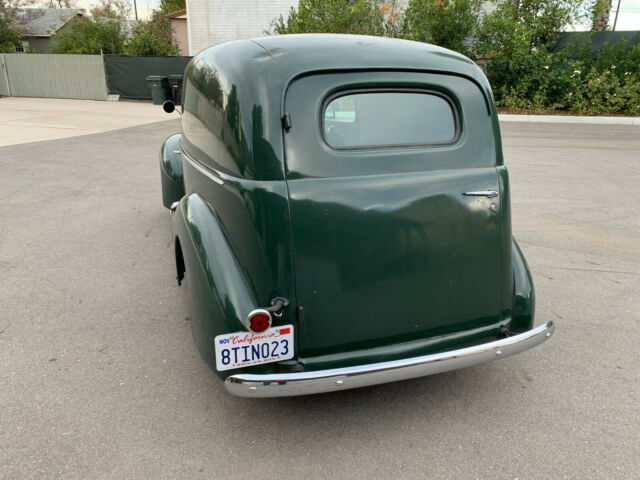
[173,193,258,374]
[159,133,185,209]
[511,238,535,332]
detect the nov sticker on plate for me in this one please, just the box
[214,325,294,371]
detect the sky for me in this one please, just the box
[74,0,640,29]
[612,0,640,30]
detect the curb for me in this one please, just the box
[498,114,640,125]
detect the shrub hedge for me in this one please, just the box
[487,38,640,115]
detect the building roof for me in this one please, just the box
[167,9,187,19]
[16,8,83,37]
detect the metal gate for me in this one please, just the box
[0,54,108,100]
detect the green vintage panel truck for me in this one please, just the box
[159,34,554,397]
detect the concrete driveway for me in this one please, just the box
[0,113,638,478]
[0,97,174,147]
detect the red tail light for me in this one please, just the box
[246,309,272,333]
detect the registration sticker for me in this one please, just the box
[214,325,294,371]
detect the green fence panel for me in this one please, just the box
[2,54,108,100]
[104,55,191,99]
[551,31,640,54]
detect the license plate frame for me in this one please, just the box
[214,325,294,371]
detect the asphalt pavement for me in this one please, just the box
[1,119,638,479]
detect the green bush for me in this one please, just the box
[52,17,126,54]
[124,10,180,56]
[274,0,388,36]
[474,0,640,115]
[488,41,640,115]
[0,10,22,53]
[403,0,482,57]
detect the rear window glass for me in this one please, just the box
[323,90,457,149]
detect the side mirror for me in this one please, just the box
[162,100,176,114]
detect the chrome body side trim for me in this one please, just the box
[183,150,224,185]
[224,321,554,397]
[463,190,499,198]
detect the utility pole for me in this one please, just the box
[613,0,622,31]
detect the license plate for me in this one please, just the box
[214,325,294,371]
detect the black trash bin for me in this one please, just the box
[168,74,184,106]
[146,75,169,105]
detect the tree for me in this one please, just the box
[37,0,77,7]
[474,0,590,110]
[474,0,584,58]
[124,9,179,56]
[402,0,482,56]
[273,0,390,36]
[159,0,185,14]
[90,0,131,20]
[51,16,126,54]
[0,9,21,52]
[592,0,611,31]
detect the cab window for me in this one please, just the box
[323,90,457,149]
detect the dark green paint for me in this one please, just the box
[161,34,534,380]
[173,193,278,374]
[512,238,535,333]
[284,71,510,357]
[159,133,185,208]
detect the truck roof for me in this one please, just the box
[251,34,481,80]
[191,34,488,95]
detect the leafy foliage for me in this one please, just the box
[124,10,179,56]
[591,0,611,31]
[51,16,126,54]
[474,0,640,115]
[159,0,185,14]
[402,0,482,57]
[0,10,21,52]
[273,0,391,36]
[90,0,131,20]
[487,38,640,115]
[45,0,180,56]
[39,0,78,7]
[474,0,583,59]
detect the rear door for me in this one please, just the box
[283,71,506,358]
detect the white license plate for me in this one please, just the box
[214,325,294,371]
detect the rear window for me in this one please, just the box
[323,90,458,149]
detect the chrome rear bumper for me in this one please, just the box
[225,321,555,398]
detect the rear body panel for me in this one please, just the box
[283,72,513,358]
[288,169,505,357]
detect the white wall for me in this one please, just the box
[186,0,298,55]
